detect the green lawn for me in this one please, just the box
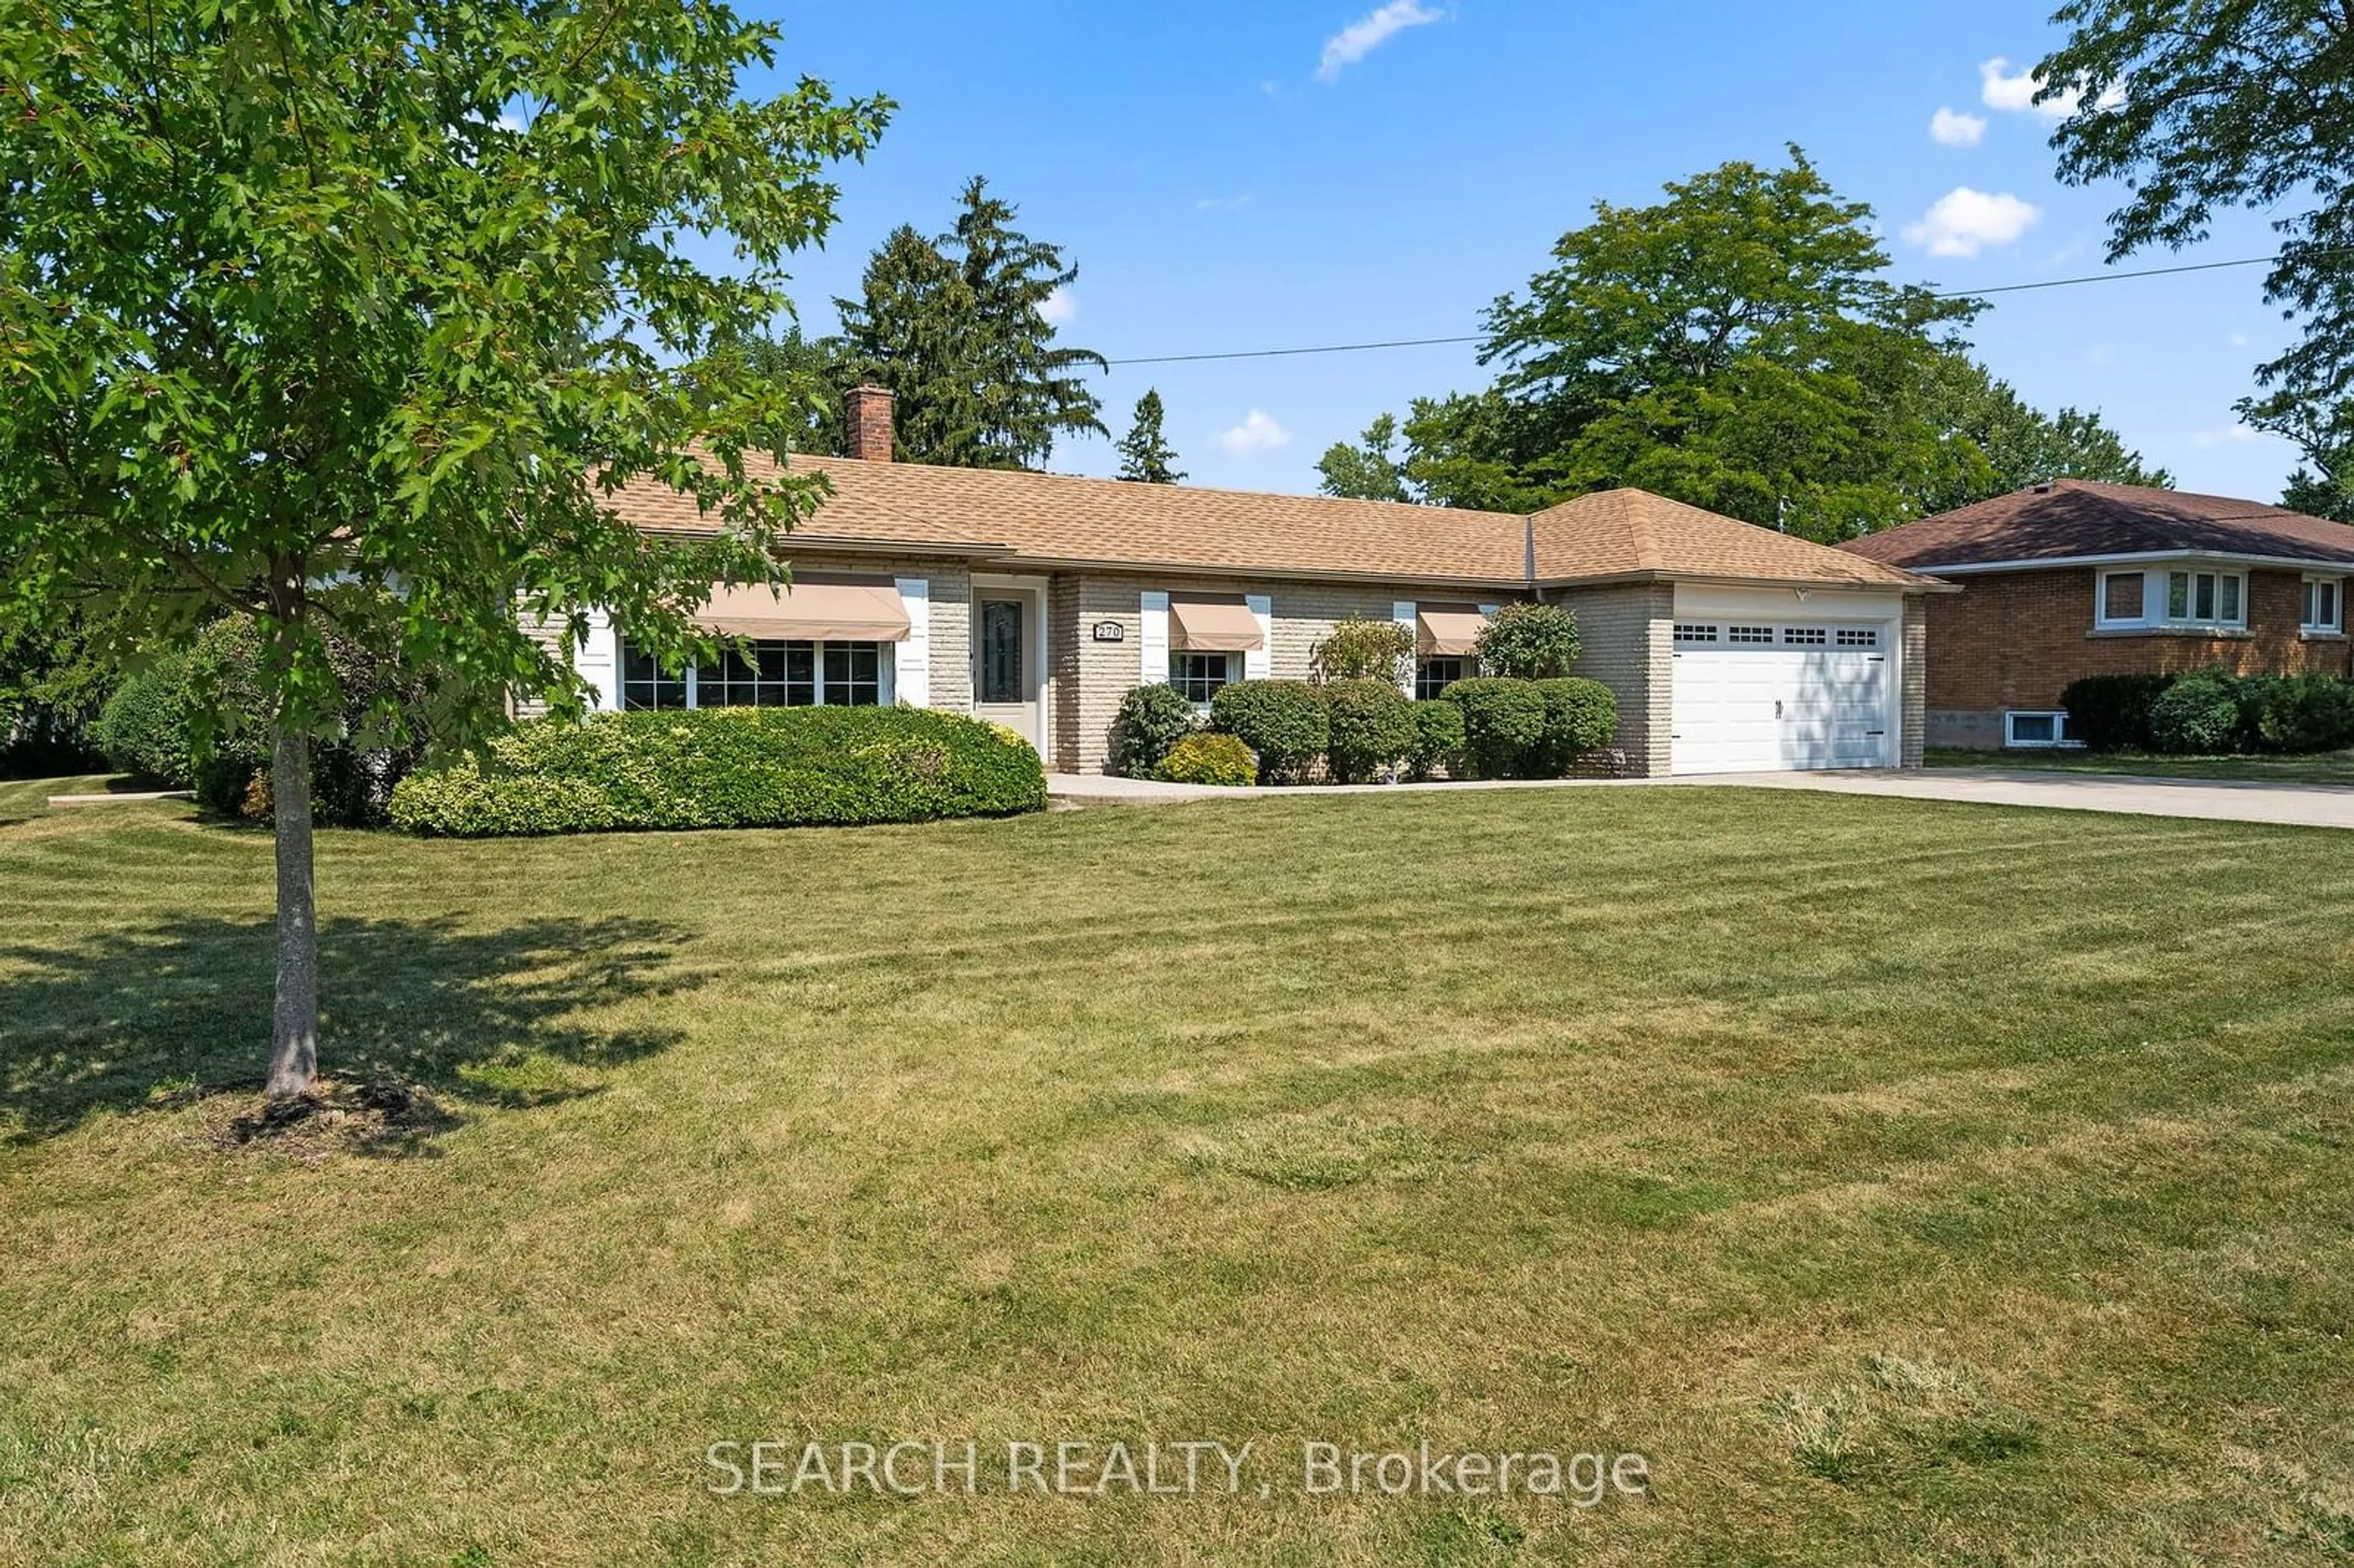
[1928,745,2354,785]
[4,785,2353,1565]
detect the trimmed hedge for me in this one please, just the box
[1442,677,1547,778]
[1322,678,1417,783]
[1531,677,1617,774]
[1404,698,1466,781]
[1156,731,1255,787]
[1209,679,1328,783]
[2058,674,2173,753]
[2238,672,2354,753]
[2061,668,2354,756]
[94,657,194,787]
[389,706,1046,837]
[1111,683,1197,779]
[2148,670,2243,755]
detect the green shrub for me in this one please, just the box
[1472,603,1581,679]
[1155,731,1255,787]
[1309,615,1414,685]
[1529,677,1618,774]
[2058,674,2174,752]
[93,657,193,786]
[2148,669,2245,755]
[1404,698,1466,782]
[389,706,1045,837]
[1442,677,1546,778]
[1321,677,1417,783]
[2236,672,2354,753]
[186,618,431,826]
[1209,679,1328,783]
[1111,682,1198,779]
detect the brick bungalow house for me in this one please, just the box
[1838,479,2354,749]
[547,386,1942,776]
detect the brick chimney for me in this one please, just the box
[845,380,894,462]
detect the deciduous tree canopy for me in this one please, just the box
[1317,152,2160,533]
[0,0,888,1094]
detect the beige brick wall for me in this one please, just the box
[1050,573,1148,774]
[1902,596,1927,767]
[1549,582,1674,777]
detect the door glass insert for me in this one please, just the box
[980,598,1024,704]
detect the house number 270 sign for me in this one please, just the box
[1090,621,1126,643]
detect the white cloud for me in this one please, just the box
[1979,55,2124,120]
[1038,286,1076,327]
[1195,194,1251,211]
[2190,424,2264,449]
[1316,1,1443,83]
[1217,409,1290,457]
[1903,187,2041,258]
[1929,107,1986,147]
[2228,331,2252,348]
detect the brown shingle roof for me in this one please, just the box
[611,454,1935,590]
[1838,479,2354,570]
[1529,489,1928,588]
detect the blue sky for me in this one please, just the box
[741,1,2303,503]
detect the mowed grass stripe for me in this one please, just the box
[4,783,2353,1564]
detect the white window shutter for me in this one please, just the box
[1392,599,1417,695]
[577,608,621,710]
[1140,591,1170,683]
[1244,593,1273,680]
[894,577,931,707]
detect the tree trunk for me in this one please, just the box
[264,726,320,1099]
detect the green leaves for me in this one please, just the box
[0,0,890,746]
[2042,2,2354,474]
[1314,151,2159,535]
[836,176,1107,470]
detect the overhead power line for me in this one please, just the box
[1099,248,2329,370]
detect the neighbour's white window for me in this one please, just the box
[621,637,886,710]
[1168,652,1239,705]
[2163,569,2245,628]
[2005,711,2068,748]
[1415,657,1467,699]
[2098,569,2148,625]
[2301,576,2344,633]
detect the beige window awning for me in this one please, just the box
[1168,595,1263,652]
[1416,606,1489,658]
[693,577,910,642]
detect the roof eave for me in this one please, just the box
[1878,547,2354,576]
[1536,567,1952,593]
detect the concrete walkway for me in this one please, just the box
[1045,768,2354,829]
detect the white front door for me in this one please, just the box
[972,586,1045,750]
[1670,621,1894,774]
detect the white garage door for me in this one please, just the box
[1670,620,1894,775]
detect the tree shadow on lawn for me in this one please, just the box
[0,913,701,1155]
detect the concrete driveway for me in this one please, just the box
[1047,767,2354,829]
[1677,767,2354,831]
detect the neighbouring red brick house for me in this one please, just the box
[1839,479,2354,749]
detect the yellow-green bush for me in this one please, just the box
[390,706,1045,836]
[1154,731,1255,787]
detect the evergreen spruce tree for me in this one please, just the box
[837,177,1106,468]
[1116,389,1185,482]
